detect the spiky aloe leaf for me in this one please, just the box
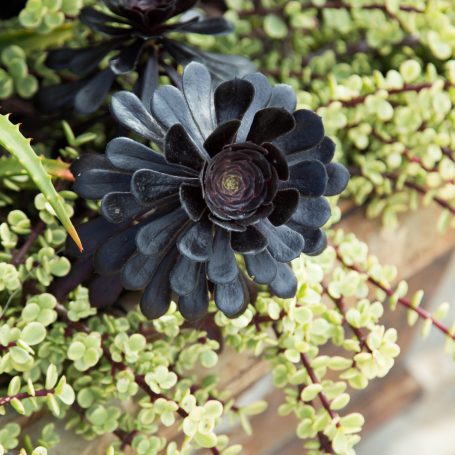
[0,114,83,252]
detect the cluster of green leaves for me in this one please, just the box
[0,45,38,99]
[208,0,455,228]
[1,225,454,454]
[18,0,84,34]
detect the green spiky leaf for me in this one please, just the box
[0,114,82,251]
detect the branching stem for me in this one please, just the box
[0,388,54,406]
[11,220,46,266]
[335,248,455,342]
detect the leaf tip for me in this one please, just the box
[68,226,83,253]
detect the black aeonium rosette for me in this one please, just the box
[71,62,350,320]
[37,0,253,114]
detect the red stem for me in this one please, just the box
[442,147,455,163]
[335,249,455,342]
[324,82,449,108]
[113,429,137,449]
[238,2,423,17]
[0,342,17,351]
[398,178,455,215]
[300,352,340,426]
[11,220,46,266]
[0,388,54,406]
[349,166,455,215]
[371,129,455,185]
[322,285,372,352]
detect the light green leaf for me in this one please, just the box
[45,364,58,390]
[0,114,82,251]
[21,322,46,346]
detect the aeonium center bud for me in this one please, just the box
[202,143,278,223]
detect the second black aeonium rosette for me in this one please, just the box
[37,0,253,114]
[72,62,350,320]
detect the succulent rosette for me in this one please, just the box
[38,0,253,114]
[72,62,349,320]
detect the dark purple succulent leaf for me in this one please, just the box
[208,215,246,232]
[203,120,241,157]
[244,249,277,284]
[269,84,297,112]
[65,217,125,258]
[257,219,305,262]
[103,0,147,26]
[165,15,199,32]
[270,263,297,299]
[182,62,215,139]
[287,225,327,256]
[46,39,122,76]
[88,273,124,308]
[175,17,233,35]
[261,143,289,180]
[94,224,142,274]
[178,265,209,321]
[136,208,189,256]
[214,275,247,318]
[131,168,196,204]
[107,137,194,176]
[111,91,164,142]
[140,249,178,319]
[110,39,145,75]
[101,192,144,224]
[75,68,116,114]
[165,124,204,170]
[50,257,93,300]
[179,183,205,221]
[170,254,200,295]
[287,136,336,166]
[214,79,254,125]
[138,55,159,109]
[122,252,162,290]
[268,189,299,226]
[141,3,177,31]
[235,204,275,227]
[324,163,350,196]
[177,218,213,261]
[80,7,131,35]
[287,160,328,197]
[290,196,331,229]
[172,0,198,15]
[152,85,206,153]
[207,228,238,284]
[274,109,325,154]
[36,79,85,114]
[236,73,272,142]
[230,225,267,254]
[246,107,296,145]
[163,39,255,81]
[239,268,258,305]
[73,169,131,200]
[71,153,114,176]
